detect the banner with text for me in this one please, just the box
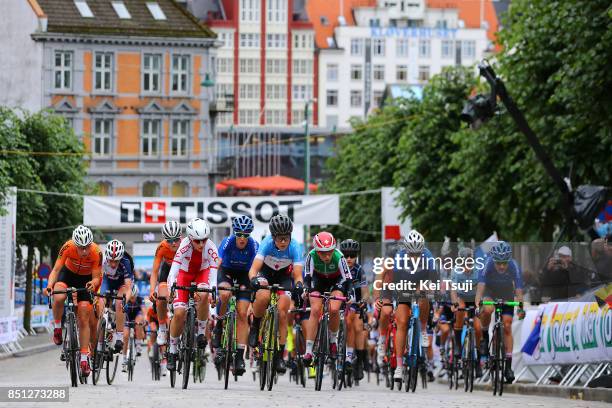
[521,302,612,365]
[0,187,16,319]
[84,195,340,228]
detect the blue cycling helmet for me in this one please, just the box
[232,215,254,234]
[490,241,512,262]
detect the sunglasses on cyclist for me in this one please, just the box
[235,232,250,239]
[344,253,358,259]
[273,234,291,243]
[166,238,180,244]
[191,239,207,245]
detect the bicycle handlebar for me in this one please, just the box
[256,284,291,292]
[93,291,124,301]
[289,307,311,314]
[172,284,216,294]
[481,300,522,307]
[50,287,90,295]
[217,285,242,293]
[309,292,347,302]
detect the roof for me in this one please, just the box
[307,0,499,49]
[34,0,215,38]
[216,175,318,195]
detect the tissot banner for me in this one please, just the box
[84,195,340,227]
[520,302,612,365]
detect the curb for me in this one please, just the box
[470,381,612,403]
[0,343,57,361]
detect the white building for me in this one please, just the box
[313,0,497,132]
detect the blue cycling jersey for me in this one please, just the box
[255,235,303,275]
[350,263,366,302]
[218,235,259,272]
[102,256,133,281]
[477,258,523,299]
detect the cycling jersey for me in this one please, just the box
[124,296,144,324]
[450,265,478,301]
[153,240,178,284]
[477,258,523,300]
[100,256,133,294]
[255,235,302,276]
[383,247,437,303]
[218,235,259,272]
[55,240,103,276]
[304,249,351,294]
[349,263,367,303]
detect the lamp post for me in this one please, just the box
[303,99,316,247]
[201,73,215,196]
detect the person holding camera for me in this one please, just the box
[539,246,591,300]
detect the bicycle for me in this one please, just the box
[49,287,91,387]
[310,291,347,391]
[378,302,396,390]
[482,299,521,396]
[437,302,459,390]
[170,283,216,389]
[125,320,145,382]
[335,309,348,390]
[92,291,124,385]
[289,306,310,388]
[254,284,289,391]
[404,297,428,393]
[216,284,241,389]
[458,305,478,393]
[147,328,161,381]
[193,344,208,384]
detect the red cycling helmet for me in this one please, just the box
[313,232,337,252]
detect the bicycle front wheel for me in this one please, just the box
[182,308,195,389]
[314,317,328,391]
[224,313,235,389]
[67,313,79,388]
[266,309,279,391]
[92,317,106,385]
[128,335,135,381]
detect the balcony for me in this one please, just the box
[210,94,235,113]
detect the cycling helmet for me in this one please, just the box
[186,218,210,240]
[232,215,254,234]
[458,246,474,259]
[104,239,125,261]
[161,220,182,240]
[269,214,293,236]
[490,241,512,262]
[313,232,336,252]
[403,229,425,254]
[131,284,139,298]
[339,239,360,254]
[72,225,93,247]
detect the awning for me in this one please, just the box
[216,175,318,195]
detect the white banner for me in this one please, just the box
[381,187,411,241]
[521,302,612,365]
[84,194,339,228]
[0,187,16,318]
[0,315,18,345]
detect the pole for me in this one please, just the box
[304,102,311,248]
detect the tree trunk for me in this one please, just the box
[23,246,34,333]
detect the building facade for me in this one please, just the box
[1,0,218,197]
[309,0,499,131]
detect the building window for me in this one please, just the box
[326,90,338,107]
[239,83,260,100]
[396,38,409,57]
[265,84,286,100]
[142,181,160,197]
[239,33,260,48]
[373,38,386,56]
[97,181,112,196]
[94,52,113,91]
[293,60,313,75]
[143,54,162,92]
[441,40,454,59]
[239,110,259,125]
[171,55,190,93]
[292,85,312,101]
[239,58,260,73]
[215,83,233,100]
[141,119,160,157]
[350,38,364,56]
[292,109,312,125]
[418,65,430,82]
[240,0,260,22]
[350,64,363,80]
[267,0,287,23]
[419,39,431,58]
[373,65,385,81]
[462,40,476,60]
[171,181,189,197]
[54,51,73,90]
[217,58,233,74]
[373,90,384,107]
[146,2,166,20]
[92,119,112,156]
[265,110,286,125]
[216,113,233,126]
[327,64,338,81]
[396,65,408,81]
[350,90,362,108]
[219,32,234,48]
[293,33,313,49]
[171,119,189,157]
[266,59,286,74]
[266,33,287,48]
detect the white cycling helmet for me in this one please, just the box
[104,239,125,261]
[72,225,93,247]
[161,220,182,240]
[403,229,425,254]
[186,218,210,240]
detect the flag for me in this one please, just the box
[521,310,543,356]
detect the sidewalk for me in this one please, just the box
[0,329,57,361]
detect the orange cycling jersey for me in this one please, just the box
[56,240,103,276]
[155,240,177,266]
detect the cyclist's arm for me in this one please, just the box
[372,265,390,300]
[248,257,264,281]
[149,250,163,295]
[48,244,70,291]
[89,248,103,289]
[292,263,304,286]
[167,255,182,289]
[475,282,485,306]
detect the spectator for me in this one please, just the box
[591,223,612,286]
[539,246,592,300]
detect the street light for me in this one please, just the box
[303,98,317,248]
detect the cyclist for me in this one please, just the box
[248,214,304,374]
[149,221,182,347]
[122,285,145,372]
[46,225,102,376]
[97,239,133,353]
[213,215,259,376]
[475,241,525,384]
[166,218,219,371]
[302,232,352,366]
[340,239,369,380]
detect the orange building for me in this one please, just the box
[5,0,219,197]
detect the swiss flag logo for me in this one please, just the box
[144,201,166,223]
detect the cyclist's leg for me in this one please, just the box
[51,267,73,344]
[479,296,494,354]
[393,303,411,378]
[304,292,323,360]
[501,306,515,380]
[328,289,344,343]
[114,280,129,349]
[377,296,393,365]
[345,306,356,361]
[169,272,190,350]
[235,270,252,350]
[157,263,171,328]
[277,292,291,371]
[214,270,232,347]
